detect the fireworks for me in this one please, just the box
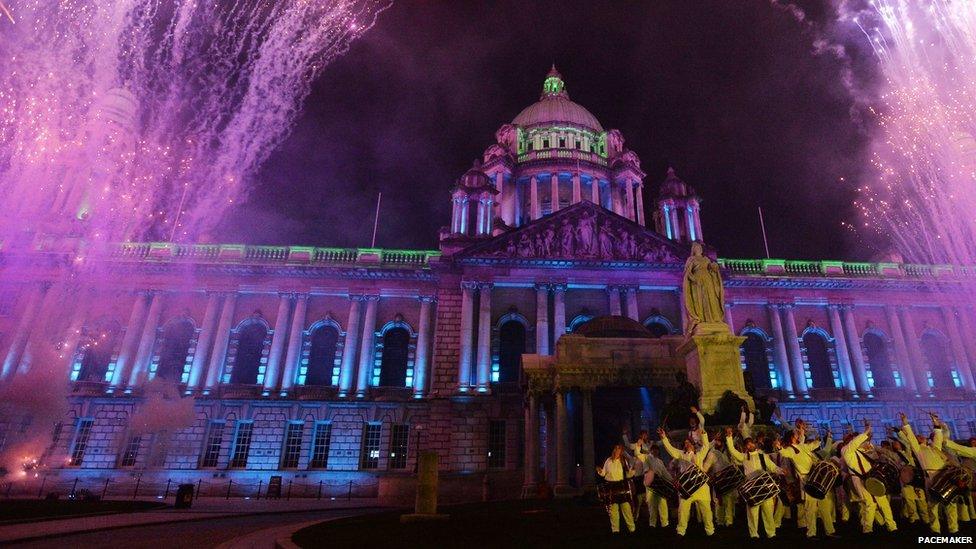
[0,0,391,244]
[847,1,976,266]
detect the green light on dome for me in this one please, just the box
[543,75,564,95]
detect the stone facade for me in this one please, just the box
[1,68,975,500]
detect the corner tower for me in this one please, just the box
[654,167,702,243]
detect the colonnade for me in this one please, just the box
[754,302,976,399]
[0,284,437,399]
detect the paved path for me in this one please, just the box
[6,508,381,549]
[0,498,381,546]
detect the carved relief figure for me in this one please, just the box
[682,242,725,332]
[598,223,615,259]
[560,219,575,257]
[578,210,595,256]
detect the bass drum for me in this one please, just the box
[712,465,745,495]
[864,461,901,497]
[738,471,781,507]
[804,460,840,500]
[929,466,973,505]
[677,465,709,499]
[597,479,637,506]
[649,475,679,502]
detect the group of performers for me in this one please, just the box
[595,405,976,538]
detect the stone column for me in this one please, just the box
[279,294,308,396]
[942,308,976,392]
[413,296,435,397]
[607,286,622,316]
[635,184,645,226]
[203,293,237,392]
[572,172,581,204]
[624,286,639,322]
[127,291,165,389]
[1,283,47,380]
[766,304,794,396]
[338,295,364,397]
[899,307,930,393]
[841,306,871,397]
[186,293,221,392]
[610,182,623,215]
[552,285,566,347]
[955,307,976,392]
[262,294,293,395]
[692,205,703,241]
[530,176,541,220]
[355,295,380,397]
[624,181,635,221]
[522,393,539,497]
[535,284,550,356]
[110,292,151,390]
[476,283,493,392]
[590,178,600,205]
[458,282,477,390]
[204,292,238,393]
[669,206,682,241]
[475,199,486,236]
[459,197,469,235]
[554,389,571,494]
[451,198,461,234]
[550,173,560,212]
[827,305,857,395]
[782,305,809,397]
[501,174,515,227]
[885,305,917,394]
[581,389,595,492]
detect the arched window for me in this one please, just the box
[802,331,834,389]
[76,320,121,382]
[379,327,410,387]
[863,332,895,389]
[921,332,955,388]
[156,319,194,382]
[741,332,772,390]
[568,314,594,333]
[497,320,526,383]
[306,325,339,386]
[230,322,267,385]
[642,315,675,338]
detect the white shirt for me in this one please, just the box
[600,457,631,482]
[726,435,782,478]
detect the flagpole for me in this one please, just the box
[370,192,382,248]
[758,206,771,259]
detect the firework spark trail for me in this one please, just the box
[0,0,390,244]
[845,0,976,267]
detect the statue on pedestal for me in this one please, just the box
[682,242,725,335]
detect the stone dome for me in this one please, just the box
[575,315,653,339]
[512,67,604,131]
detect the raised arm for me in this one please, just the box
[945,438,976,459]
[696,429,711,462]
[658,427,683,460]
[724,428,744,463]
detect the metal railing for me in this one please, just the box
[718,257,976,280]
[108,243,440,268]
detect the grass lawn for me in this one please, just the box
[0,499,166,523]
[293,497,976,549]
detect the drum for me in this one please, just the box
[864,461,900,497]
[597,479,635,506]
[677,465,709,499]
[929,466,973,504]
[649,475,679,502]
[804,460,839,500]
[712,465,745,495]
[738,471,781,507]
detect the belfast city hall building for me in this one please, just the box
[1,68,975,500]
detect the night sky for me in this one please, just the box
[219,0,881,261]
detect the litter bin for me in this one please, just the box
[175,483,195,509]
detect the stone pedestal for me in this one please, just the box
[678,324,754,414]
[400,451,449,523]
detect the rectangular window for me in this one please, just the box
[229,422,253,469]
[201,422,225,468]
[120,435,141,467]
[309,423,332,469]
[281,422,303,469]
[488,420,506,469]
[389,424,409,470]
[69,419,94,466]
[361,423,381,470]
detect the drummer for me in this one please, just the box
[725,426,783,538]
[900,412,957,534]
[778,427,837,539]
[644,444,672,528]
[841,419,898,534]
[704,432,736,528]
[658,407,715,538]
[622,428,663,527]
[596,444,637,534]
[890,428,929,525]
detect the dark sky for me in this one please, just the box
[220,0,881,260]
